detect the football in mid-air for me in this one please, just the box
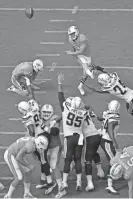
[25,7,34,19]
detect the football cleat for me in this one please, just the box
[85,181,94,191]
[106,186,119,195]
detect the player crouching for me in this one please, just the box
[7,59,44,99]
[39,104,63,196]
[66,26,106,95]
[110,146,133,199]
[4,136,47,199]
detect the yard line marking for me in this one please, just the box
[0,65,133,69]
[0,193,7,196]
[1,8,133,12]
[36,53,60,57]
[9,118,22,121]
[35,78,52,81]
[40,42,64,45]
[50,19,74,22]
[0,162,6,165]
[0,146,7,149]
[44,30,67,33]
[0,177,13,180]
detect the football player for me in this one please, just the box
[110,146,133,199]
[17,100,56,194]
[66,26,106,95]
[82,108,105,191]
[7,59,44,99]
[57,73,89,197]
[97,100,121,195]
[4,136,48,199]
[85,72,133,116]
[39,104,63,196]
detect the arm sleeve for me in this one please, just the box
[58,92,65,111]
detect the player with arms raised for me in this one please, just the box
[86,72,133,116]
[110,146,133,199]
[57,74,89,197]
[7,59,44,99]
[4,135,48,199]
[66,26,106,95]
[97,100,121,195]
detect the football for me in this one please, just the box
[25,7,34,19]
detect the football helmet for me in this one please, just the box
[33,59,44,72]
[70,97,85,109]
[41,104,54,120]
[35,136,48,151]
[68,26,79,40]
[108,100,120,113]
[98,73,111,86]
[28,99,39,112]
[110,163,123,180]
[18,101,30,116]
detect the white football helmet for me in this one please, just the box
[110,163,123,180]
[70,97,85,109]
[28,99,39,112]
[17,101,30,116]
[68,26,79,40]
[35,136,48,151]
[33,59,44,72]
[41,104,54,120]
[98,73,111,86]
[65,97,74,105]
[108,100,120,113]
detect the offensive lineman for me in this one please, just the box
[4,136,48,199]
[110,146,133,199]
[66,26,106,95]
[85,72,133,116]
[7,59,44,99]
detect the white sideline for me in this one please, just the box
[0,65,133,69]
[0,8,133,12]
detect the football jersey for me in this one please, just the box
[12,62,37,80]
[7,137,35,157]
[83,112,98,138]
[62,101,87,137]
[101,72,133,103]
[101,110,120,141]
[69,34,90,56]
[118,146,133,180]
[41,115,61,148]
[22,110,42,137]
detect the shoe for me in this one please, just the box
[55,189,67,198]
[76,184,82,191]
[106,186,119,195]
[45,182,57,195]
[78,86,85,95]
[85,181,94,191]
[4,195,11,199]
[36,180,48,189]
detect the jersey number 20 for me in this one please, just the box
[66,112,83,127]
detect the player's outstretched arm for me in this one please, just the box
[82,81,109,94]
[57,74,65,111]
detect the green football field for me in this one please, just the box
[0,0,133,198]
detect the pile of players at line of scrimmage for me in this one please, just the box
[3,23,133,199]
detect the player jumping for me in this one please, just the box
[66,26,106,95]
[110,146,133,199]
[85,72,133,116]
[7,59,44,99]
[57,73,90,197]
[4,136,48,199]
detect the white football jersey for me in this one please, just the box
[22,110,43,136]
[101,72,133,103]
[83,113,98,138]
[62,101,87,137]
[101,110,120,141]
